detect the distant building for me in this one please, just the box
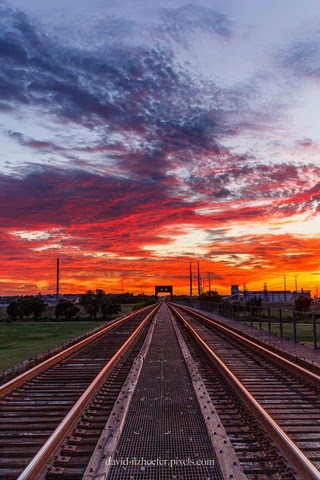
[227,285,311,303]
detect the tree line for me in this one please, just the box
[5,289,126,321]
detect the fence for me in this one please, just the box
[175,300,320,349]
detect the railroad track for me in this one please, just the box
[0,304,160,480]
[3,301,320,480]
[169,303,320,480]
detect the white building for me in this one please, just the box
[229,285,311,302]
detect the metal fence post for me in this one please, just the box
[250,306,253,327]
[243,304,247,324]
[259,307,262,330]
[312,312,317,350]
[268,307,271,333]
[279,308,283,338]
[293,311,297,343]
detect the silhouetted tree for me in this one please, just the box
[294,295,312,312]
[55,300,80,320]
[7,301,19,320]
[18,296,35,319]
[246,296,262,315]
[114,292,135,304]
[31,297,47,320]
[79,289,106,319]
[7,296,47,320]
[199,291,222,303]
[101,301,121,319]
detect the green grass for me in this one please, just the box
[0,321,107,372]
[252,321,318,347]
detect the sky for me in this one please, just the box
[1,0,320,296]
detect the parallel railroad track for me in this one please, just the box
[3,301,320,480]
[169,303,320,480]
[0,304,160,480]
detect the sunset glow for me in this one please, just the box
[1,1,320,296]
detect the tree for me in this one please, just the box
[31,297,47,320]
[55,300,80,320]
[7,296,47,321]
[101,301,121,319]
[79,289,106,319]
[18,296,35,319]
[199,291,222,303]
[7,301,19,320]
[114,292,135,304]
[246,296,262,315]
[294,295,312,312]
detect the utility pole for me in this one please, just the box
[243,283,246,302]
[208,272,211,293]
[284,274,287,300]
[56,257,60,306]
[316,286,318,299]
[189,262,193,297]
[295,275,298,292]
[197,261,201,296]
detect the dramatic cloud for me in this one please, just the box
[158,4,233,41]
[280,31,320,80]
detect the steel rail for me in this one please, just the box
[170,304,320,480]
[0,304,156,398]
[17,303,160,480]
[172,303,320,388]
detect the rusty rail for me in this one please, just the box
[0,304,156,398]
[170,304,320,480]
[17,303,160,480]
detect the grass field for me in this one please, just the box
[0,321,107,372]
[261,301,320,321]
[252,321,318,347]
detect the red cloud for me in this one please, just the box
[0,161,319,295]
